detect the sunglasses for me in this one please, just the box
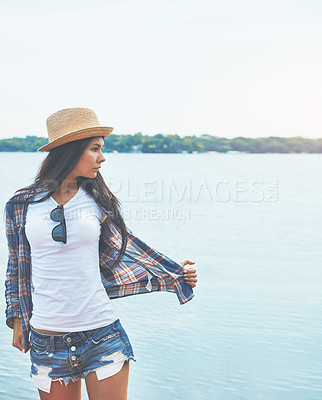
[50,205,67,244]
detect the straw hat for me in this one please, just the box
[37,107,114,151]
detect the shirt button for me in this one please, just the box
[71,346,76,351]
[71,355,76,361]
[66,337,71,343]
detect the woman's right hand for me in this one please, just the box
[12,317,30,353]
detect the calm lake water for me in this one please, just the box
[0,152,321,400]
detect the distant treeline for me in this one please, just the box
[0,133,321,153]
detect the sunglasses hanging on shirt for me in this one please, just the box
[50,205,67,244]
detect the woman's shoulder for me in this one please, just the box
[4,191,27,222]
[6,188,41,209]
[8,188,33,201]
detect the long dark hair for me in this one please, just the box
[7,136,128,268]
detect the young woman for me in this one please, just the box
[4,107,197,400]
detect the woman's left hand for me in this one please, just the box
[179,260,198,288]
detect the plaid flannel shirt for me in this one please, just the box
[4,190,194,349]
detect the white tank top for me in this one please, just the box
[25,186,118,331]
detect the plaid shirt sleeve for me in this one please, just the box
[127,230,195,305]
[4,202,20,329]
[99,214,195,305]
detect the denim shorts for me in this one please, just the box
[29,318,136,394]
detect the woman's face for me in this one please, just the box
[72,136,106,179]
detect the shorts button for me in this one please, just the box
[66,337,71,342]
[71,346,76,351]
[71,355,76,361]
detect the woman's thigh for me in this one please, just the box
[38,378,82,400]
[85,360,130,400]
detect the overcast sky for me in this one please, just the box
[1,0,321,139]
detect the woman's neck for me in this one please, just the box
[56,177,79,196]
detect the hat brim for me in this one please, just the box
[37,126,114,152]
